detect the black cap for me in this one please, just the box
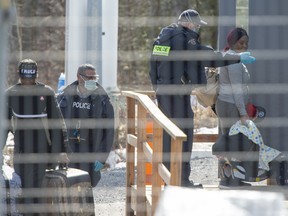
[178,9,207,25]
[18,59,37,79]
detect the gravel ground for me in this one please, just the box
[93,164,126,216]
[94,141,274,216]
[93,153,220,215]
[3,131,227,216]
[2,132,223,215]
[190,157,219,185]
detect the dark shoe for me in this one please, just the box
[219,177,251,189]
[181,180,203,188]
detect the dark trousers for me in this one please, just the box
[215,99,259,179]
[156,94,194,182]
[215,99,240,136]
[14,163,46,216]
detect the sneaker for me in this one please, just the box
[181,180,203,188]
[222,162,233,178]
[219,177,251,189]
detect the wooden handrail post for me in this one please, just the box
[170,139,182,186]
[126,97,136,216]
[151,121,163,215]
[136,103,147,216]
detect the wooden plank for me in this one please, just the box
[149,133,218,143]
[151,123,164,215]
[158,163,171,185]
[127,134,137,148]
[146,194,152,216]
[139,133,218,147]
[131,185,152,215]
[134,90,155,97]
[122,91,186,141]
[131,185,137,211]
[194,134,218,142]
[126,97,136,216]
[136,104,147,216]
[170,139,182,186]
[143,141,153,163]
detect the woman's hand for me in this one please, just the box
[240,115,249,125]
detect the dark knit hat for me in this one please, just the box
[178,9,207,25]
[226,27,249,49]
[18,59,37,79]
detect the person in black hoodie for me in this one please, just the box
[149,9,256,187]
[57,64,115,188]
[5,58,68,215]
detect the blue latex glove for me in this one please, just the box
[240,52,256,64]
[94,160,104,172]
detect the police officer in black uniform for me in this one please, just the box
[57,64,115,187]
[149,9,256,187]
[5,59,68,215]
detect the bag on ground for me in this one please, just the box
[42,165,95,216]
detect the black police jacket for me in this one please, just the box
[149,24,240,95]
[57,81,115,165]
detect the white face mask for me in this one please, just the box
[190,22,200,34]
[84,80,97,91]
[191,26,200,34]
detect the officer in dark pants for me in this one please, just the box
[57,64,115,188]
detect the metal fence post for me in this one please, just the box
[0,0,12,214]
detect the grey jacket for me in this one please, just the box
[218,49,250,116]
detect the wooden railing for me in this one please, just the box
[122,91,186,216]
[122,91,218,216]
